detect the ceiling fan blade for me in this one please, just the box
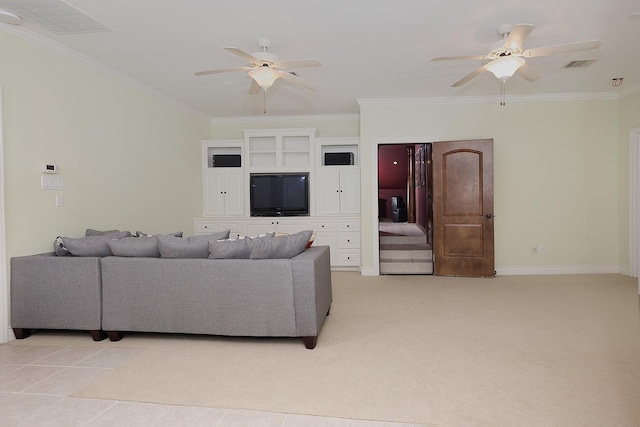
[223,47,262,64]
[517,63,541,82]
[275,58,322,69]
[523,40,601,58]
[451,66,486,87]
[503,24,534,49]
[431,55,487,62]
[277,70,318,91]
[194,67,251,76]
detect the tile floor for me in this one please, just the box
[0,343,427,426]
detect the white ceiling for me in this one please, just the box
[1,0,639,118]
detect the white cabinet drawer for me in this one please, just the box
[195,221,241,236]
[314,221,334,232]
[337,233,360,249]
[338,250,360,266]
[337,220,360,232]
[195,221,216,233]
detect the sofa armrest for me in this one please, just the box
[290,246,332,337]
[10,254,103,331]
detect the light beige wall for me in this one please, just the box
[618,90,640,270]
[210,116,360,139]
[0,31,210,257]
[360,98,620,271]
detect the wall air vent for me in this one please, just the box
[564,59,599,68]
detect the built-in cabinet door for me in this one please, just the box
[316,168,360,215]
[316,169,341,215]
[204,170,244,216]
[224,170,244,216]
[339,168,360,214]
[204,172,226,216]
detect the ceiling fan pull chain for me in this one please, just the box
[263,89,267,114]
[500,81,506,106]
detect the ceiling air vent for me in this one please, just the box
[564,59,599,68]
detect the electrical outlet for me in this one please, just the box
[532,245,538,254]
[538,245,545,254]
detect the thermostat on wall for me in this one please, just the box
[41,164,58,174]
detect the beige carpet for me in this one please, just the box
[34,272,640,424]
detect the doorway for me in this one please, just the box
[372,138,495,277]
[377,144,433,274]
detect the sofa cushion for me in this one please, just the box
[208,232,275,259]
[107,236,160,257]
[250,230,313,259]
[62,231,132,257]
[158,231,230,258]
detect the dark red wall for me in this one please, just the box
[378,145,408,219]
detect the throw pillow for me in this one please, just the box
[61,231,132,257]
[107,236,160,257]
[209,238,253,259]
[250,230,313,259]
[85,228,121,236]
[135,230,183,238]
[306,232,316,248]
[157,230,230,258]
[54,236,70,256]
[208,232,275,259]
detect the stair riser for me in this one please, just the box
[380,250,432,260]
[379,236,426,244]
[380,262,434,274]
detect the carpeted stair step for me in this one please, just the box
[379,258,434,274]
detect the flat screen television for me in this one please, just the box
[250,173,310,216]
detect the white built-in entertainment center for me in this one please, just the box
[194,128,361,268]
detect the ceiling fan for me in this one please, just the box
[195,38,321,94]
[431,23,601,89]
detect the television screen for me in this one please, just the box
[250,173,310,216]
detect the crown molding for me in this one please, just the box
[0,24,210,120]
[358,91,619,107]
[210,113,360,124]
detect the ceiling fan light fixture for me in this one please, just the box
[485,57,525,81]
[248,67,279,91]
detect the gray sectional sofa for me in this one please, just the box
[10,230,332,349]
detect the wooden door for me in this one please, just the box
[432,139,494,277]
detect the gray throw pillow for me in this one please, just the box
[62,231,132,257]
[209,238,252,259]
[208,233,275,259]
[157,230,230,258]
[250,230,313,259]
[107,236,160,257]
[85,228,120,236]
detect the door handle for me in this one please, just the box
[486,214,494,219]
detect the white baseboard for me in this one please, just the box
[361,265,627,276]
[496,265,623,276]
[3,327,15,343]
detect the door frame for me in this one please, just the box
[370,136,437,276]
[0,89,7,342]
[628,127,640,294]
